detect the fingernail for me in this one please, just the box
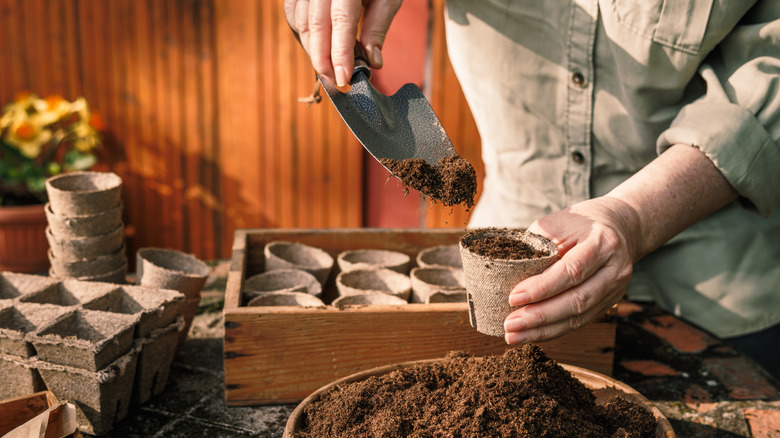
[504,315,527,332]
[505,331,528,345]
[508,292,526,306]
[335,66,349,87]
[371,46,383,68]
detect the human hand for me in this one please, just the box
[284,0,403,87]
[503,196,642,344]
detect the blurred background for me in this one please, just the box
[0,0,483,262]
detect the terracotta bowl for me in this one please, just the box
[283,361,675,438]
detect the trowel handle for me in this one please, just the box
[289,23,372,81]
[352,41,371,80]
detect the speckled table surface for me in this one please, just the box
[94,262,779,437]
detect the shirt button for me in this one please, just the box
[572,72,587,88]
[571,151,585,164]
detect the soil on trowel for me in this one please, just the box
[461,230,551,260]
[380,154,477,208]
[296,344,658,437]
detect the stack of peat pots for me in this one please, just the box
[44,171,127,284]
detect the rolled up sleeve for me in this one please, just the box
[657,3,780,217]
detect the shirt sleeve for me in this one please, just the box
[656,1,780,218]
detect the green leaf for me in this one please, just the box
[64,150,97,171]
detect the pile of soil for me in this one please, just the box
[380,154,477,208]
[295,345,657,438]
[461,229,551,260]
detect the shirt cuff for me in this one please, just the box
[656,100,780,217]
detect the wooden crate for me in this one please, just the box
[223,228,616,406]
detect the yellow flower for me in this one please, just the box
[5,118,53,158]
[33,95,72,125]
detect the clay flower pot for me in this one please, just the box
[243,269,322,305]
[264,241,334,285]
[45,171,123,216]
[409,267,466,304]
[336,249,410,274]
[336,268,411,301]
[46,225,125,261]
[416,244,462,270]
[246,291,325,307]
[44,202,123,238]
[459,228,558,337]
[331,291,409,308]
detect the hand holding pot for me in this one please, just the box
[504,197,640,344]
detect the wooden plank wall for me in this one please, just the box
[426,0,484,229]
[0,0,481,260]
[0,0,364,261]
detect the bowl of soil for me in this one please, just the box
[284,344,674,438]
[459,228,558,337]
[336,249,410,274]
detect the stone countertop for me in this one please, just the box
[94,261,779,437]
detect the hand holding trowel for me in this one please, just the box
[285,1,477,207]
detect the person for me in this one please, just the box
[285,0,780,379]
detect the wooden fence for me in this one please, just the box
[0,0,482,261]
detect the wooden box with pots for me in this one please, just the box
[223,228,618,406]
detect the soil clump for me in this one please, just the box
[461,229,551,260]
[381,154,477,208]
[296,344,658,437]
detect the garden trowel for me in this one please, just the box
[317,43,459,167]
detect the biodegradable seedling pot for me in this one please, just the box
[459,228,558,337]
[81,285,184,338]
[48,246,127,279]
[336,268,411,301]
[31,309,137,371]
[246,291,326,307]
[0,303,70,357]
[19,279,117,307]
[132,316,182,404]
[243,269,322,304]
[264,241,334,285]
[35,347,139,436]
[336,249,411,274]
[0,354,45,400]
[46,225,125,261]
[409,267,466,304]
[416,244,463,269]
[45,171,123,216]
[44,202,123,239]
[331,291,409,308]
[0,272,59,301]
[136,248,210,300]
[427,290,468,303]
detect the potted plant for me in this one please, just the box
[0,91,103,273]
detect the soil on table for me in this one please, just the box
[295,345,658,438]
[380,154,477,208]
[461,230,551,260]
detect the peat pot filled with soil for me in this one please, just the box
[459,228,558,337]
[284,344,674,438]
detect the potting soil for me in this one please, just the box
[461,231,551,260]
[381,154,477,208]
[296,344,657,437]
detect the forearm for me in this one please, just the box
[606,144,738,261]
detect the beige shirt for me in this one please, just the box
[445,0,780,337]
